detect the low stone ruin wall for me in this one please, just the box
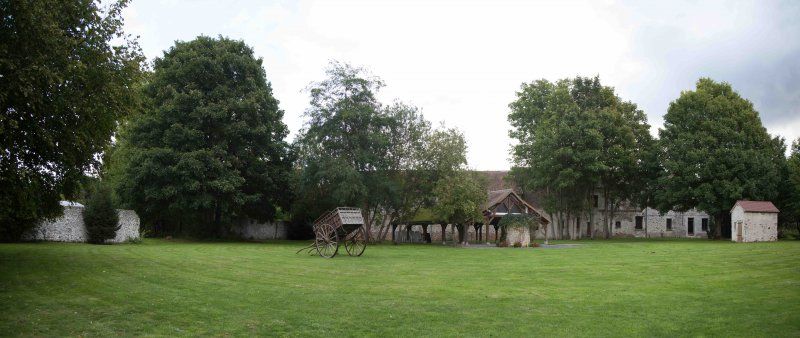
[23,206,141,243]
[227,220,287,240]
[501,226,531,247]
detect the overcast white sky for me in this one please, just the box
[122,0,800,170]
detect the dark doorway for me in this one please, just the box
[688,217,695,235]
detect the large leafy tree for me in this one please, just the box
[376,118,471,241]
[508,76,650,239]
[0,0,144,240]
[656,78,781,239]
[294,61,393,241]
[109,36,292,236]
[293,62,470,242]
[432,170,486,246]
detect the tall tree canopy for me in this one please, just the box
[0,0,144,240]
[432,170,486,245]
[508,76,653,239]
[656,78,781,238]
[109,36,292,236]
[785,139,800,233]
[293,61,393,239]
[293,62,470,241]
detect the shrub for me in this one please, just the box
[497,214,540,246]
[83,184,120,244]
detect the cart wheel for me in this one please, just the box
[315,223,338,258]
[344,226,366,256]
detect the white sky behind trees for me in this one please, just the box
[122,0,800,170]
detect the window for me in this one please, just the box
[593,195,599,208]
[615,221,621,229]
[701,218,709,232]
[635,216,643,230]
[666,218,672,231]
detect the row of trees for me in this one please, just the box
[0,0,484,241]
[102,39,482,240]
[509,77,799,239]
[102,38,481,239]
[4,0,799,242]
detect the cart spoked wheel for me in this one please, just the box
[315,223,339,258]
[344,227,367,256]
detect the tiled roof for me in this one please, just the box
[733,200,780,213]
[485,189,550,224]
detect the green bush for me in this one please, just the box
[83,184,120,244]
[498,214,538,229]
[497,214,540,244]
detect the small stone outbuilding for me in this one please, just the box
[730,200,779,243]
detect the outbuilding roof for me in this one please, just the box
[485,189,550,224]
[732,200,780,213]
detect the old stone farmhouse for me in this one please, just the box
[731,200,779,243]
[393,171,711,242]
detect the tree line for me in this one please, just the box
[508,77,799,239]
[2,0,799,242]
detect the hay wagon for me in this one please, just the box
[309,207,367,258]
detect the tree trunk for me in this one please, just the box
[714,213,724,239]
[440,224,447,244]
[603,191,611,239]
[608,199,618,239]
[543,221,549,245]
[362,207,372,243]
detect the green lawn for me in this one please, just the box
[1,239,798,337]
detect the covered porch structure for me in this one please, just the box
[482,189,550,244]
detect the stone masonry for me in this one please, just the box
[23,204,141,243]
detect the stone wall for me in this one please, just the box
[23,205,141,243]
[531,206,711,240]
[502,226,530,247]
[610,208,710,239]
[227,220,288,240]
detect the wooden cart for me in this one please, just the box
[310,207,367,258]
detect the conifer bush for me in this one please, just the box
[83,184,119,244]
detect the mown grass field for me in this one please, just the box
[0,239,798,337]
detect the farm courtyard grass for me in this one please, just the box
[1,239,798,336]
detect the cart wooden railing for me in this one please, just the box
[297,207,367,258]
